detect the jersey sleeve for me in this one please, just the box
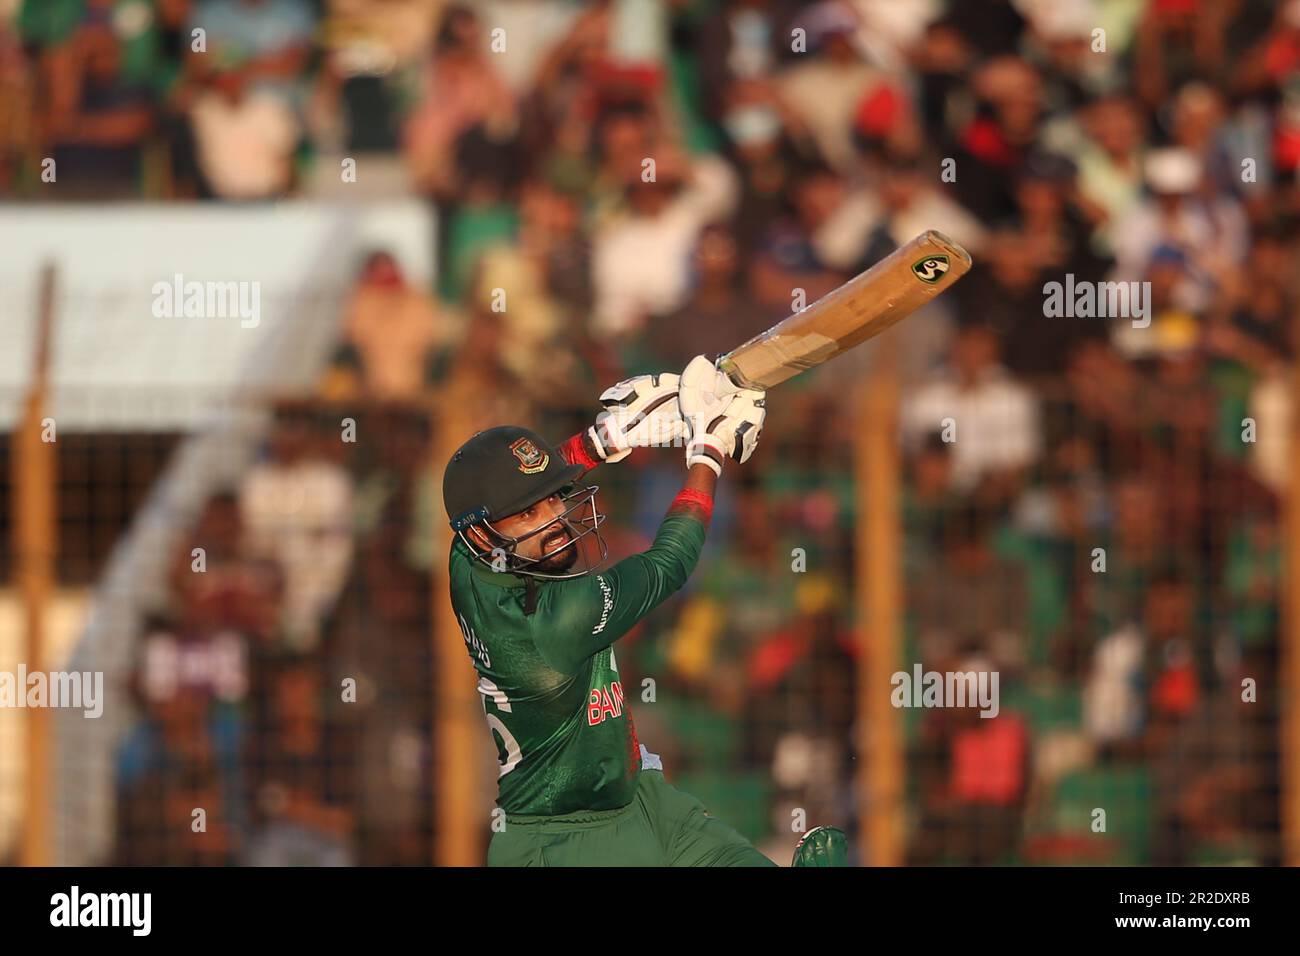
[530,494,711,674]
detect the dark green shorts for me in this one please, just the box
[487,769,776,867]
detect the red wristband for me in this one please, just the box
[670,487,714,521]
[558,432,600,471]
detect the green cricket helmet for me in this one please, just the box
[442,425,607,579]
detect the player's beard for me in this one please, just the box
[532,525,579,573]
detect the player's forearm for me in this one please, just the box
[608,471,715,606]
[639,473,714,590]
[670,463,717,527]
[639,502,708,599]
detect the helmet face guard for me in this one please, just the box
[456,483,608,580]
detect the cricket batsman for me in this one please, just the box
[441,356,849,866]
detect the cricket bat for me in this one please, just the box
[717,230,972,390]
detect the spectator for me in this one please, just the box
[910,643,1030,865]
[310,0,444,169]
[403,3,516,198]
[773,1,881,173]
[1223,503,1282,657]
[438,307,534,431]
[437,122,523,303]
[1205,224,1297,375]
[1170,82,1236,195]
[1083,621,1145,751]
[902,432,959,571]
[1247,365,1291,496]
[1133,0,1230,111]
[694,0,791,126]
[639,222,767,374]
[949,56,1046,222]
[942,0,1026,59]
[590,145,738,338]
[1150,651,1280,864]
[816,150,985,278]
[114,614,247,865]
[722,118,809,263]
[1075,93,1147,256]
[1233,0,1300,101]
[910,505,1031,669]
[913,15,975,140]
[343,250,451,402]
[522,179,593,316]
[239,404,355,651]
[1139,571,1203,752]
[902,323,1042,493]
[188,68,300,199]
[43,17,155,197]
[186,0,316,98]
[471,179,592,389]
[750,160,849,310]
[1110,148,1248,347]
[168,491,282,642]
[1022,0,1108,114]
[243,652,356,865]
[1083,474,1179,636]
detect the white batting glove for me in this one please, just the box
[713,390,766,464]
[588,372,688,463]
[678,355,765,475]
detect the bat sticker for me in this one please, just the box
[911,255,950,283]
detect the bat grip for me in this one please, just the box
[715,355,758,391]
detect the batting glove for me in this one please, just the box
[588,372,687,463]
[678,355,765,475]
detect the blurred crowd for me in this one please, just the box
[114,402,436,864]
[11,0,1290,863]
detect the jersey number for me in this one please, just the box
[479,677,522,778]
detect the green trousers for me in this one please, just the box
[487,769,777,867]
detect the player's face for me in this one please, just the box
[490,494,579,572]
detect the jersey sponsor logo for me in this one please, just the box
[592,575,614,635]
[509,436,549,474]
[587,680,625,726]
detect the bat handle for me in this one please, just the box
[716,354,759,391]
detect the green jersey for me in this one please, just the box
[448,502,707,816]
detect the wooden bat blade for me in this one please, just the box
[717,230,972,390]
